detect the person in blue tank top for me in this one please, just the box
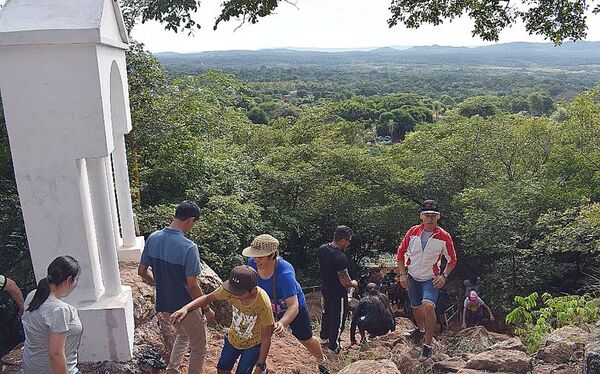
[244,234,329,374]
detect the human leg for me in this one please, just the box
[407,275,425,334]
[320,295,330,343]
[163,312,190,374]
[217,334,242,374]
[421,279,440,346]
[235,344,261,374]
[327,295,348,352]
[291,306,326,362]
[179,309,207,374]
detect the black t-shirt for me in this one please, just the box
[318,243,350,297]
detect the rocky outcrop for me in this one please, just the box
[432,357,466,373]
[338,359,400,374]
[464,349,533,373]
[486,337,526,353]
[445,326,494,357]
[584,334,600,374]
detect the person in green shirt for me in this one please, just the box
[171,265,274,374]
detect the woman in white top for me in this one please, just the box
[22,256,82,374]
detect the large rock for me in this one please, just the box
[197,261,232,326]
[456,370,513,374]
[446,326,494,357]
[486,337,526,353]
[338,359,400,374]
[545,325,589,352]
[584,336,600,374]
[465,349,533,373]
[533,363,582,374]
[535,341,574,364]
[432,357,466,373]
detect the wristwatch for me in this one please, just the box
[256,362,267,371]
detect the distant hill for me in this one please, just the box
[155,42,600,71]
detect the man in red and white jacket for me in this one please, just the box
[396,200,457,361]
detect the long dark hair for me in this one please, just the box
[26,256,80,312]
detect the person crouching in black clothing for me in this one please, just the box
[350,283,396,346]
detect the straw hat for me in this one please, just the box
[242,234,279,257]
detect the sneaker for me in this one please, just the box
[318,362,330,374]
[319,338,329,345]
[327,347,342,355]
[418,344,433,362]
[406,328,424,344]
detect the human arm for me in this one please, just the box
[253,324,273,374]
[48,332,68,374]
[337,268,358,289]
[274,295,299,334]
[137,264,155,286]
[396,230,411,289]
[3,277,24,317]
[350,302,362,344]
[433,233,458,289]
[170,293,217,323]
[483,302,494,321]
[461,301,467,328]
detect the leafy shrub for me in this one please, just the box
[505,292,598,353]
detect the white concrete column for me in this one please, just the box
[87,157,121,297]
[104,156,123,249]
[112,135,136,247]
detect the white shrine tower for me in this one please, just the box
[0,0,143,361]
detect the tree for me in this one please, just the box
[120,0,287,32]
[248,107,270,124]
[458,96,499,118]
[388,0,600,45]
[528,92,554,116]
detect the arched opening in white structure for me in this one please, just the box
[109,61,137,250]
[0,93,31,354]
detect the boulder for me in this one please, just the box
[456,370,513,374]
[486,337,526,353]
[197,261,232,326]
[432,357,466,373]
[446,326,494,357]
[584,336,600,374]
[545,325,589,352]
[338,359,400,374]
[533,363,582,374]
[535,342,574,364]
[465,349,533,373]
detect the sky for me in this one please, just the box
[130,0,600,53]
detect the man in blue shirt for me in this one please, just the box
[138,201,214,374]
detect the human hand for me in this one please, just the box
[461,323,467,329]
[170,308,188,324]
[274,321,285,334]
[490,315,495,321]
[351,280,358,288]
[252,366,266,374]
[203,308,215,324]
[432,275,446,289]
[398,274,408,289]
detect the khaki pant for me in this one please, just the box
[163,309,207,374]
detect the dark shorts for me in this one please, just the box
[408,274,439,308]
[287,305,313,342]
[216,334,261,374]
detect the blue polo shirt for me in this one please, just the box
[140,227,201,313]
[247,257,306,317]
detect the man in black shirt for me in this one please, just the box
[318,225,358,353]
[350,283,395,346]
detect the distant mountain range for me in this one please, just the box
[155,42,600,71]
